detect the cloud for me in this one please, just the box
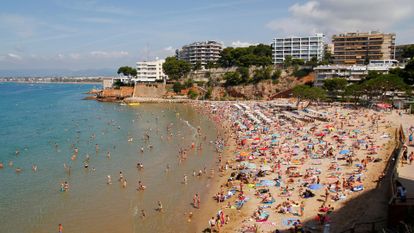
[266,0,414,41]
[69,53,81,60]
[89,51,129,58]
[7,53,23,60]
[164,46,175,52]
[76,17,118,24]
[230,41,258,48]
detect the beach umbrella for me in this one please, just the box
[339,149,350,155]
[308,183,323,190]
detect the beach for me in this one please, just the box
[191,100,412,233]
[1,83,413,233]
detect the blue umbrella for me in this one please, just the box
[339,149,350,155]
[308,183,323,190]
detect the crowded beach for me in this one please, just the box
[193,100,407,233]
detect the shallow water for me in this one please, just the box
[0,83,218,233]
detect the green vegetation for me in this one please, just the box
[162,57,191,80]
[292,85,327,107]
[323,78,348,98]
[187,89,198,99]
[117,66,137,77]
[223,71,242,86]
[218,44,272,68]
[401,45,414,60]
[172,82,184,93]
[293,68,312,78]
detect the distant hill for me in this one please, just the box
[0,68,116,77]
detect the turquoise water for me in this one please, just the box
[0,83,218,233]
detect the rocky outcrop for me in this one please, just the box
[210,72,315,100]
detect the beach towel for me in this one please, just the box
[256,180,276,187]
[282,218,300,227]
[262,198,275,204]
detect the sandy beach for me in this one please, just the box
[191,99,408,233]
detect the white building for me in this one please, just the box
[314,60,402,86]
[176,41,223,66]
[272,33,325,64]
[132,58,168,83]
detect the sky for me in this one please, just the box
[0,0,413,73]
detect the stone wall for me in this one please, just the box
[133,83,166,98]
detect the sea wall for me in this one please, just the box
[133,83,166,98]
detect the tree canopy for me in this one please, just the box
[117,66,137,77]
[162,57,191,80]
[323,78,348,97]
[217,44,272,68]
[401,45,414,60]
[292,85,327,107]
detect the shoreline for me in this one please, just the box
[0,81,101,85]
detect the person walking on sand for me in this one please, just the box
[58,223,63,233]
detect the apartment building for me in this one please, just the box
[314,59,400,86]
[271,33,325,64]
[176,41,223,66]
[332,31,396,65]
[132,58,168,83]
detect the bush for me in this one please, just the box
[272,69,282,80]
[293,68,312,78]
[172,82,183,93]
[188,89,198,99]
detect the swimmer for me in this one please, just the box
[64,181,69,191]
[119,171,124,182]
[122,179,127,188]
[32,164,37,172]
[165,164,170,172]
[106,151,111,159]
[141,209,146,219]
[157,200,163,212]
[137,181,146,191]
[107,175,112,184]
[183,175,188,184]
[8,161,13,167]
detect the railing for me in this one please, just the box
[388,125,405,205]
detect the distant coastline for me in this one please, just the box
[0,80,102,85]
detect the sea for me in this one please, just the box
[0,82,219,233]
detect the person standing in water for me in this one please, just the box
[157,200,163,212]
